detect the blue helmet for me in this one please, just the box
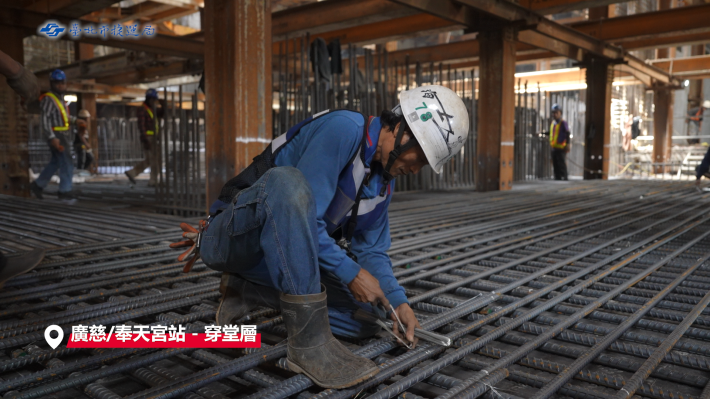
[145,88,158,99]
[50,69,66,82]
[551,103,562,113]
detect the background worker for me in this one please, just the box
[549,103,570,180]
[0,49,44,286]
[30,69,77,202]
[687,100,710,144]
[171,85,470,389]
[74,109,94,171]
[125,88,162,186]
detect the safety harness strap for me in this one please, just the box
[381,121,417,196]
[40,92,70,132]
[343,116,373,243]
[144,104,157,136]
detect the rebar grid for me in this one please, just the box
[1,180,709,399]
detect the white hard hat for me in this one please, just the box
[703,100,710,108]
[398,85,470,173]
[78,109,91,118]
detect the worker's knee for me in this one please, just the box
[264,167,315,213]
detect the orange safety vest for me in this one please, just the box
[143,103,158,136]
[40,92,70,132]
[549,120,566,149]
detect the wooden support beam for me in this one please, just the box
[0,26,29,197]
[621,29,710,52]
[274,12,461,54]
[96,59,203,85]
[395,0,673,85]
[113,1,174,24]
[23,0,119,18]
[583,57,613,179]
[653,87,673,173]
[655,0,673,59]
[389,0,479,26]
[518,0,626,15]
[74,42,99,174]
[35,50,203,86]
[272,0,417,40]
[476,26,517,192]
[652,55,710,80]
[148,6,199,24]
[517,30,583,61]
[569,3,710,43]
[587,5,611,20]
[205,0,272,211]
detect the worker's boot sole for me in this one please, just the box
[29,182,43,200]
[125,171,137,184]
[286,359,379,389]
[0,250,45,288]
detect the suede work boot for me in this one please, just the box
[281,286,380,389]
[29,181,43,200]
[0,250,45,288]
[215,273,280,325]
[125,170,137,184]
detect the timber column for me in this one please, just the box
[75,43,99,174]
[0,26,29,197]
[204,0,272,208]
[476,25,517,192]
[583,57,613,179]
[652,87,673,174]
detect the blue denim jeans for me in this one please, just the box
[200,167,379,338]
[35,144,74,193]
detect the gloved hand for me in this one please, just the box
[169,220,206,273]
[50,138,64,152]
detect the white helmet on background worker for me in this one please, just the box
[78,109,91,119]
[703,100,710,109]
[393,85,469,174]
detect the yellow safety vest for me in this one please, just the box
[144,103,157,136]
[40,92,69,132]
[549,120,566,149]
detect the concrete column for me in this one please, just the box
[0,26,29,197]
[652,88,673,173]
[204,0,272,208]
[75,42,99,174]
[583,57,613,179]
[475,26,517,192]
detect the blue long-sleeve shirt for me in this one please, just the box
[273,111,408,309]
[551,119,570,146]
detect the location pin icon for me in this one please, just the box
[44,325,64,349]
